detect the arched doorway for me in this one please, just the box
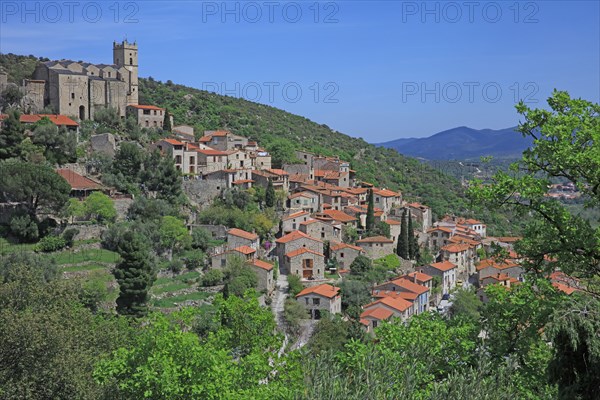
[79,105,85,120]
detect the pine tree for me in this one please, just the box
[397,209,409,259]
[142,149,182,201]
[365,189,375,232]
[0,110,23,160]
[265,179,275,208]
[113,230,155,317]
[163,108,172,132]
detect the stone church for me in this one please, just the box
[18,40,139,120]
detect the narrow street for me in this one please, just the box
[271,271,289,357]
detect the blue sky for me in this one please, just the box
[1,1,598,141]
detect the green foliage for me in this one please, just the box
[113,230,156,317]
[365,189,375,231]
[182,249,205,270]
[0,251,58,283]
[83,192,117,223]
[349,254,372,276]
[36,235,67,252]
[163,108,172,132]
[0,109,23,160]
[93,106,121,130]
[222,256,258,297]
[450,288,482,321]
[338,279,371,317]
[61,228,80,247]
[0,160,70,218]
[265,179,275,208]
[9,214,39,242]
[283,297,307,333]
[159,216,191,256]
[308,316,350,354]
[31,120,76,164]
[397,209,409,259]
[407,211,419,260]
[287,273,303,296]
[191,227,213,251]
[112,141,144,182]
[127,196,179,222]
[142,149,183,201]
[369,220,390,238]
[201,269,224,286]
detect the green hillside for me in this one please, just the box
[0,53,504,226]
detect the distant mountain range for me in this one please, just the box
[376,126,533,160]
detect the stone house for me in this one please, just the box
[247,259,275,294]
[275,230,323,273]
[440,243,477,279]
[402,271,433,292]
[373,189,402,217]
[126,105,165,129]
[477,273,520,303]
[427,226,454,249]
[199,130,248,151]
[286,248,325,280]
[281,211,313,234]
[299,219,341,242]
[295,284,341,319]
[56,168,107,198]
[421,261,458,295]
[252,169,290,193]
[227,228,259,251]
[356,236,395,259]
[383,219,401,247]
[476,259,523,281]
[373,277,430,314]
[0,113,79,132]
[320,209,358,228]
[329,241,364,269]
[461,218,487,238]
[288,191,320,213]
[210,246,257,269]
[360,296,413,333]
[405,202,432,232]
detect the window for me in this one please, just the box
[71,93,75,99]
[372,321,378,328]
[305,298,309,305]
[221,259,226,267]
[340,252,344,258]
[313,298,320,305]
[175,155,182,164]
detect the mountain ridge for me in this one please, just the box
[376,126,533,160]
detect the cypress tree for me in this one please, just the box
[113,230,155,317]
[407,210,419,260]
[0,110,23,160]
[265,179,275,208]
[397,209,409,259]
[163,108,172,132]
[365,189,375,232]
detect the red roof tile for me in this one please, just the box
[228,228,258,241]
[249,259,274,271]
[276,230,322,244]
[428,261,457,272]
[128,104,164,110]
[356,236,394,244]
[296,283,340,299]
[286,248,324,258]
[55,169,102,190]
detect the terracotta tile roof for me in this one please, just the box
[286,248,324,258]
[198,135,212,142]
[428,226,454,234]
[322,209,357,223]
[162,138,184,146]
[382,278,429,295]
[300,219,320,226]
[463,218,484,225]
[356,235,394,244]
[406,202,430,210]
[360,307,394,321]
[429,261,457,272]
[196,148,228,156]
[232,246,256,255]
[232,179,254,184]
[384,219,401,225]
[364,296,413,313]
[55,169,102,190]
[372,289,418,302]
[373,188,400,197]
[495,237,522,243]
[441,243,471,253]
[210,130,230,137]
[289,191,316,199]
[405,271,433,282]
[476,258,520,271]
[2,114,79,127]
[128,104,164,110]
[552,282,576,295]
[282,211,310,221]
[296,283,340,299]
[228,228,258,241]
[249,259,274,271]
[276,230,323,244]
[329,241,363,252]
[266,168,289,176]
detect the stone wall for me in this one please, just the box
[183,179,225,208]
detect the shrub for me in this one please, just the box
[183,250,205,270]
[62,228,80,247]
[287,274,303,296]
[201,269,224,287]
[9,215,39,242]
[36,235,67,252]
[169,259,184,274]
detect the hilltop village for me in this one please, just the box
[0,42,582,337]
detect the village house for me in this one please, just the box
[476,258,523,281]
[360,296,413,333]
[421,261,458,295]
[329,241,364,269]
[288,191,321,213]
[477,273,520,303]
[373,188,402,216]
[296,284,341,319]
[344,205,384,228]
[427,226,454,249]
[252,169,290,193]
[126,104,165,128]
[383,219,401,247]
[286,247,326,280]
[275,230,324,274]
[356,236,395,259]
[405,202,432,232]
[299,219,341,242]
[0,113,79,132]
[210,246,257,269]
[247,259,275,294]
[227,228,259,251]
[199,130,248,151]
[281,211,313,234]
[373,277,430,314]
[319,209,358,228]
[172,125,195,141]
[402,271,433,292]
[56,168,107,199]
[440,243,477,279]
